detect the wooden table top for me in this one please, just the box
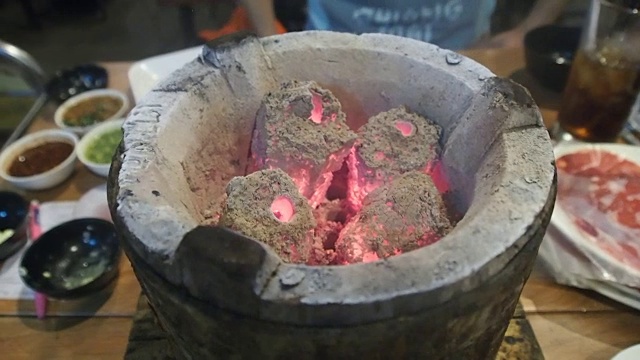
[0,48,638,360]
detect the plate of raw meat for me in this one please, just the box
[552,142,640,285]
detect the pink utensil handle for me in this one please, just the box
[35,293,47,319]
[28,201,47,319]
[28,201,42,240]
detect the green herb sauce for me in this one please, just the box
[85,128,122,164]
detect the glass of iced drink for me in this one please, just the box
[557,0,640,142]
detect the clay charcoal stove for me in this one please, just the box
[109,32,557,360]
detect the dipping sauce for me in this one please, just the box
[8,141,74,177]
[85,128,122,164]
[63,96,123,127]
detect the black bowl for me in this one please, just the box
[0,191,29,261]
[19,218,120,299]
[46,64,108,104]
[524,25,581,92]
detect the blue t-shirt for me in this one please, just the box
[306,0,497,50]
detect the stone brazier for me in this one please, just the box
[108,31,556,359]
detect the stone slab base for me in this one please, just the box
[125,295,544,360]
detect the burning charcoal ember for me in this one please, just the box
[335,171,452,264]
[250,80,357,208]
[308,199,348,265]
[219,169,316,264]
[309,233,338,265]
[347,106,442,211]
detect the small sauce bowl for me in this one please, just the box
[19,218,120,299]
[46,64,108,104]
[54,89,129,135]
[0,191,29,261]
[0,129,78,190]
[76,119,123,177]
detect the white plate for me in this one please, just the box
[612,344,640,360]
[584,279,640,311]
[605,280,640,299]
[128,46,201,103]
[552,142,640,283]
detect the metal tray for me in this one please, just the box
[0,39,47,150]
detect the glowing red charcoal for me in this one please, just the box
[308,91,324,124]
[236,84,455,266]
[219,169,316,264]
[336,172,451,264]
[429,160,450,193]
[395,120,415,137]
[271,196,295,222]
[308,199,347,265]
[347,106,442,211]
[250,80,357,208]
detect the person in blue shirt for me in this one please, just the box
[240,0,571,50]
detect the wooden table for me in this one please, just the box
[0,48,639,360]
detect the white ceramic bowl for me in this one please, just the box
[76,119,124,177]
[0,129,78,190]
[54,89,129,135]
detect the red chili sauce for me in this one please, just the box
[8,141,74,177]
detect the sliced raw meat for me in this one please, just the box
[557,150,640,177]
[557,149,640,271]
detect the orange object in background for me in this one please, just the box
[198,6,287,41]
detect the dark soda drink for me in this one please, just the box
[558,44,640,142]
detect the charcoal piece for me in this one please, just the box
[335,171,452,264]
[219,169,316,264]
[347,106,442,210]
[250,80,357,208]
[308,199,347,265]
